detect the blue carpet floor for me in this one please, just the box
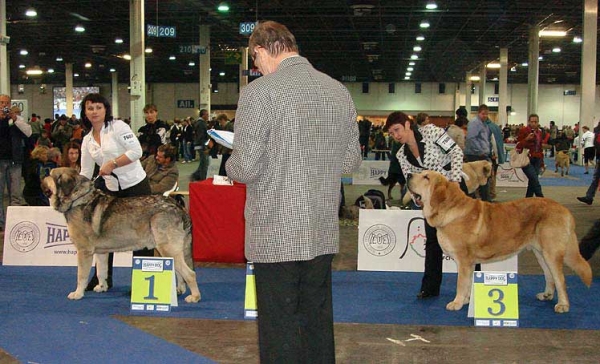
[1,266,599,363]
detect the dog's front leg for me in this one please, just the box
[93,253,110,293]
[68,250,93,300]
[446,262,474,311]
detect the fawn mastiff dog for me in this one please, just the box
[407,170,591,313]
[42,167,201,303]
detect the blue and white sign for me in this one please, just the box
[177,100,195,108]
[239,22,257,35]
[147,24,176,38]
[179,45,206,54]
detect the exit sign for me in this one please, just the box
[177,100,195,108]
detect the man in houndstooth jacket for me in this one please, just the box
[226,20,362,364]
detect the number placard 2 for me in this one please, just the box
[473,271,519,327]
[131,257,177,312]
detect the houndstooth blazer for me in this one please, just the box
[225,56,362,263]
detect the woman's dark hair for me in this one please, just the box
[79,93,113,130]
[454,116,469,128]
[384,111,414,132]
[415,112,429,126]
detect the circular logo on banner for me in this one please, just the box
[10,221,41,253]
[363,224,396,256]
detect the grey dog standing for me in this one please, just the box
[42,167,201,303]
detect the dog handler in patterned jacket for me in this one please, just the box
[226,20,362,364]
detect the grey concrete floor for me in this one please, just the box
[2,159,600,363]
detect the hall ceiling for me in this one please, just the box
[3,0,593,86]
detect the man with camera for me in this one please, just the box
[0,94,32,230]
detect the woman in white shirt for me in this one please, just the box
[79,93,153,291]
[580,125,595,174]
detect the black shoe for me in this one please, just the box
[584,171,589,174]
[416,290,439,299]
[577,196,593,205]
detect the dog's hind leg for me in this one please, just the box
[172,253,201,303]
[447,261,474,311]
[532,248,556,303]
[542,249,570,313]
[93,253,110,293]
[68,250,93,300]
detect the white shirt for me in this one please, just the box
[581,130,595,149]
[80,119,146,191]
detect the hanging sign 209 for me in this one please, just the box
[147,24,176,38]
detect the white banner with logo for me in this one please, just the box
[352,160,389,185]
[357,209,517,272]
[496,162,528,188]
[3,206,132,267]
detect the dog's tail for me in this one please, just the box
[565,234,593,287]
[182,214,194,271]
[379,176,390,186]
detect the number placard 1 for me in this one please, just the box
[130,257,177,312]
[473,271,519,327]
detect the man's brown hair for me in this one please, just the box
[249,21,298,57]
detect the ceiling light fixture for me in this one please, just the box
[219,72,226,76]
[115,38,124,44]
[573,36,582,43]
[419,21,430,28]
[538,56,543,60]
[486,62,501,69]
[407,67,414,72]
[25,8,37,17]
[416,35,425,41]
[19,49,28,56]
[469,75,481,81]
[188,61,196,66]
[409,61,416,66]
[74,24,85,32]
[169,55,176,60]
[217,2,230,12]
[85,62,92,68]
[56,56,63,62]
[539,30,566,37]
[18,64,25,69]
[410,54,418,60]
[26,67,43,76]
[413,46,422,52]
[110,68,116,72]
[405,72,412,76]
[145,48,153,53]
[552,47,561,53]
[74,73,79,77]
[123,54,131,60]
[425,1,438,10]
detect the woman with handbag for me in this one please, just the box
[516,114,548,197]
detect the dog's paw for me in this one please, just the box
[446,301,464,311]
[67,291,84,300]
[554,303,570,313]
[176,285,186,295]
[184,292,201,303]
[536,292,554,301]
[93,284,108,293]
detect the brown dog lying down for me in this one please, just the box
[407,170,591,313]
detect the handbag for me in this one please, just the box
[509,148,530,168]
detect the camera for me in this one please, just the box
[2,107,9,114]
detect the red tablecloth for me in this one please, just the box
[189,178,246,263]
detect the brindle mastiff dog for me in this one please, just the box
[42,167,201,303]
[407,170,591,313]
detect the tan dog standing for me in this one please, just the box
[554,150,570,177]
[407,170,591,313]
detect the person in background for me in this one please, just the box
[181,118,195,163]
[384,111,466,300]
[79,93,152,291]
[415,112,430,126]
[70,120,84,145]
[62,141,81,172]
[137,104,168,160]
[577,123,600,206]
[142,144,179,195]
[580,125,595,175]
[169,118,183,161]
[486,119,505,201]
[47,147,62,167]
[358,118,372,159]
[191,109,210,181]
[37,129,53,148]
[464,104,492,201]
[23,145,52,206]
[548,120,558,157]
[516,114,548,198]
[226,21,362,364]
[29,112,43,149]
[51,114,73,152]
[216,113,234,176]
[0,96,32,231]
